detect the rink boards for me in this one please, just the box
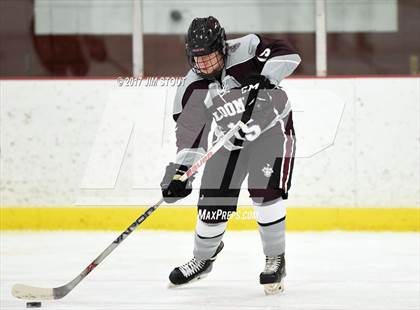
[1,77,419,232]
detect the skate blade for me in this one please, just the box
[167,273,209,289]
[263,279,284,295]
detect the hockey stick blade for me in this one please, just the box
[12,275,85,300]
[12,284,54,300]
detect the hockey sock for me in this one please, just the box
[253,198,286,256]
[193,219,227,260]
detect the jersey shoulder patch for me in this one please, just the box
[173,69,204,115]
[225,34,260,69]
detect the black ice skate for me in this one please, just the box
[168,241,224,287]
[259,254,286,295]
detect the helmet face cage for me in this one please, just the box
[185,16,226,79]
[190,51,225,78]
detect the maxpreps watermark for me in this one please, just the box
[117,76,186,87]
[198,209,257,221]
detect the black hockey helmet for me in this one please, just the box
[185,16,226,78]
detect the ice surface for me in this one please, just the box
[1,231,419,310]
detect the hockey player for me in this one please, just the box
[160,16,300,295]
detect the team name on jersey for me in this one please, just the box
[212,97,245,121]
[211,83,259,122]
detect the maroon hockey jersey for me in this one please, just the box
[173,34,301,166]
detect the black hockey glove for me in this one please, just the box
[160,163,194,203]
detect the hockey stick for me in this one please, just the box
[12,120,246,301]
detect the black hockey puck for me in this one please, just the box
[26,302,42,308]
